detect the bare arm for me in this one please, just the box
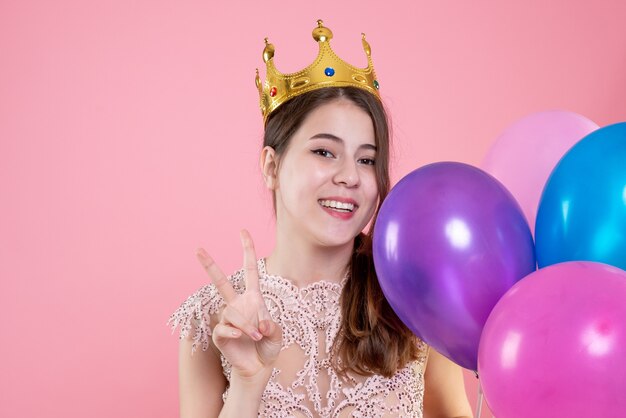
[178,328,277,418]
[423,348,473,418]
[178,337,225,417]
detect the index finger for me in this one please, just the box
[240,229,260,293]
[196,248,237,303]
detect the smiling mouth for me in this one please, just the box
[318,199,356,213]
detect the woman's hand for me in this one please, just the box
[196,229,282,382]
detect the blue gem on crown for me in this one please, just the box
[324,67,335,77]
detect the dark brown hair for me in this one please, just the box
[264,87,421,377]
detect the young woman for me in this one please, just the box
[169,21,472,418]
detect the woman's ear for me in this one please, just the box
[260,146,278,190]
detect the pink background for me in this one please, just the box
[1,1,625,417]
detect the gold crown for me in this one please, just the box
[255,20,381,123]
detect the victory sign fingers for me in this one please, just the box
[195,230,283,372]
[196,230,267,342]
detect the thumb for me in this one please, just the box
[259,319,282,345]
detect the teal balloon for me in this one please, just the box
[536,122,626,270]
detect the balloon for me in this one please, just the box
[478,261,626,418]
[373,162,535,370]
[482,110,598,232]
[536,122,626,270]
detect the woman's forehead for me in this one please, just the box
[294,100,375,145]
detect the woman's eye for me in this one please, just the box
[312,149,334,158]
[359,158,376,166]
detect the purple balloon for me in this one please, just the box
[373,162,535,370]
[478,262,626,418]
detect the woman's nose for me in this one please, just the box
[333,159,360,187]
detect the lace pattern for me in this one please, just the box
[168,259,426,417]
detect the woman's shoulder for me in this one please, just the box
[167,265,248,352]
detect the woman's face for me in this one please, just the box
[272,98,379,248]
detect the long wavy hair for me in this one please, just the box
[263,87,421,377]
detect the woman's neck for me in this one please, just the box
[265,230,354,287]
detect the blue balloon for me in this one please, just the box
[536,122,626,270]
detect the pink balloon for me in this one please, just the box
[482,111,598,232]
[478,262,626,418]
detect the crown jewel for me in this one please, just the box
[255,20,381,123]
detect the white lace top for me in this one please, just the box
[168,259,427,417]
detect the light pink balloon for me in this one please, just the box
[478,262,626,418]
[482,111,598,232]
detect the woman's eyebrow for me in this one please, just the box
[310,132,342,141]
[309,133,377,151]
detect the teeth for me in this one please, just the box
[319,200,355,212]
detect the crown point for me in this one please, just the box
[361,35,372,57]
[263,40,275,63]
[312,21,333,42]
